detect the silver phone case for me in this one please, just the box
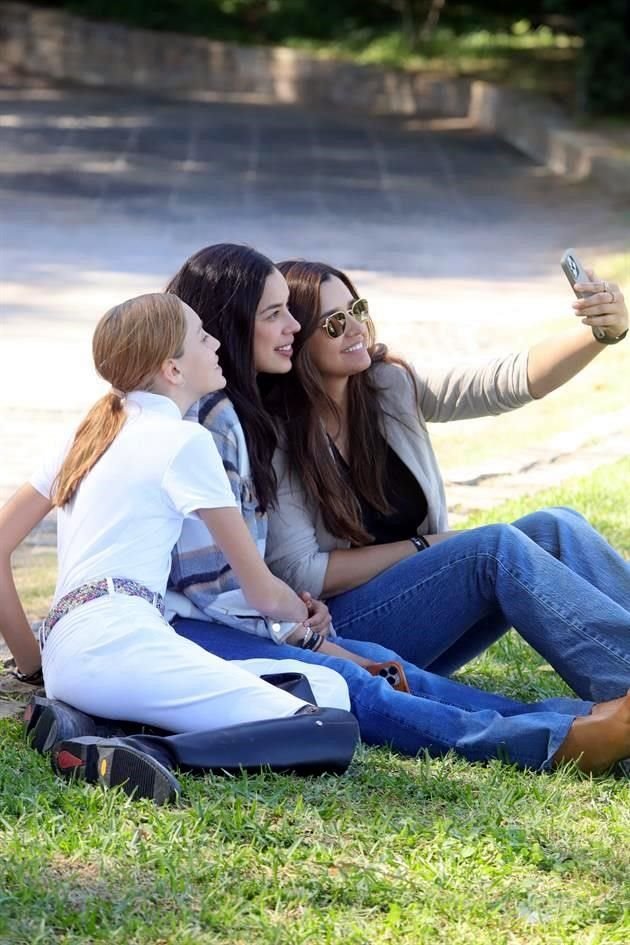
[560,248,606,341]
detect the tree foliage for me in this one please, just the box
[545,0,630,115]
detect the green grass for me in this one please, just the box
[2,460,629,944]
[11,545,57,621]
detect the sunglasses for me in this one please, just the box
[320,298,371,339]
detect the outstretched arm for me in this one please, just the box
[0,485,52,674]
[527,272,627,399]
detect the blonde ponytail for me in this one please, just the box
[52,392,125,507]
[52,293,187,507]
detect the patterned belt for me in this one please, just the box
[40,577,165,649]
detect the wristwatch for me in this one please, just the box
[595,327,628,345]
[4,659,44,686]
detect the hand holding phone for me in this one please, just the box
[560,248,607,342]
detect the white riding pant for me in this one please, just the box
[42,595,350,732]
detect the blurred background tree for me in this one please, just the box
[546,0,630,115]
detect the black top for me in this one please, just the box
[329,437,428,544]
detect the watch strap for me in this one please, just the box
[594,327,628,345]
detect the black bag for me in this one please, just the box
[260,672,316,705]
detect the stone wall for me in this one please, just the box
[0,2,471,117]
[2,2,625,192]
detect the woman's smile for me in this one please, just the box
[341,339,366,354]
[274,343,294,358]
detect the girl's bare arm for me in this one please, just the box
[0,485,52,673]
[197,506,308,623]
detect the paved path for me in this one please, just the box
[1,75,628,521]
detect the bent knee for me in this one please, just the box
[469,523,521,549]
[512,505,587,535]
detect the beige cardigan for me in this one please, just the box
[266,354,532,597]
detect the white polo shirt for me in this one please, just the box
[30,391,236,604]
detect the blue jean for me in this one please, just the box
[328,508,630,703]
[174,619,592,771]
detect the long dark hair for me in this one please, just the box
[166,244,278,512]
[268,260,401,545]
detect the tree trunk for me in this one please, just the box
[420,0,446,40]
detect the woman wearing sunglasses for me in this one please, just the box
[164,244,630,774]
[260,259,630,761]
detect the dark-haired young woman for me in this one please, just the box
[166,243,630,774]
[260,258,630,763]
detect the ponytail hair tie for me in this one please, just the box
[110,387,125,400]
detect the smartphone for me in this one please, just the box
[560,248,606,341]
